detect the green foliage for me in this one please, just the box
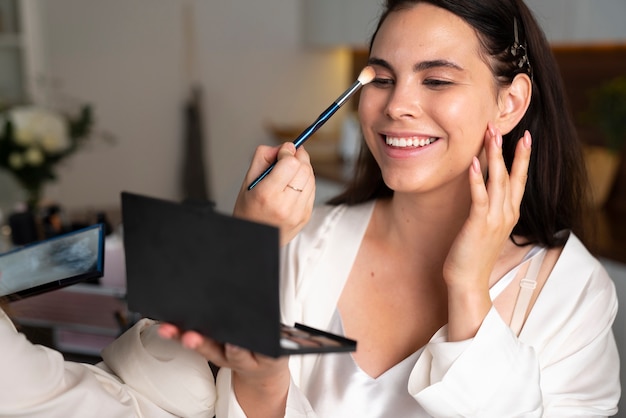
[585,76,626,153]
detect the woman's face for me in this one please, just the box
[358,3,502,194]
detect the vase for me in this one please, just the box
[8,209,39,245]
[23,183,44,212]
[0,174,46,245]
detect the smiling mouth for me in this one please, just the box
[385,135,439,148]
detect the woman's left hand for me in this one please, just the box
[443,124,532,340]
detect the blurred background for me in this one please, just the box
[1,0,625,215]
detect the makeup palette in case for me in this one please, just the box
[121,191,356,357]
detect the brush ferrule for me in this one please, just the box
[335,80,362,107]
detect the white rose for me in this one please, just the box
[8,152,24,169]
[14,128,35,146]
[9,106,70,153]
[24,147,44,166]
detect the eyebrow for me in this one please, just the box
[367,57,464,72]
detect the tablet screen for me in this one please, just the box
[0,224,105,300]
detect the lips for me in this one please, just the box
[384,135,439,148]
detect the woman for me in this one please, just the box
[158,0,620,416]
[0,299,216,417]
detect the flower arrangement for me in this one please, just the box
[0,105,93,209]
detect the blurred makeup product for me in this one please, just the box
[0,224,105,300]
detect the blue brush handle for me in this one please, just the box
[247,102,340,190]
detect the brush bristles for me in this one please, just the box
[357,66,376,85]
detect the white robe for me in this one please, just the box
[0,311,216,417]
[93,201,619,417]
[217,201,621,417]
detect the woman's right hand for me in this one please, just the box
[233,142,315,246]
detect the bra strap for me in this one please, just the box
[510,249,547,336]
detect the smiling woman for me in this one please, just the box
[174,0,619,416]
[82,1,621,417]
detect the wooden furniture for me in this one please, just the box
[552,45,626,263]
[11,283,127,356]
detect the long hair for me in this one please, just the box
[328,0,588,247]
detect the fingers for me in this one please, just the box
[180,331,230,366]
[177,330,279,373]
[223,343,263,370]
[157,323,180,339]
[243,142,313,194]
[509,130,532,207]
[484,124,509,215]
[280,145,313,194]
[468,156,488,213]
[158,324,247,367]
[464,124,532,257]
[467,125,504,223]
[486,126,531,219]
[234,141,315,245]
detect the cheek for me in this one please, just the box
[358,87,384,122]
[434,92,485,124]
[433,93,495,142]
[358,90,378,122]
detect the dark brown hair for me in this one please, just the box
[329,0,588,247]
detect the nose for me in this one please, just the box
[385,82,421,120]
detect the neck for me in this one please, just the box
[376,182,472,256]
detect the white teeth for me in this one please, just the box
[385,136,436,148]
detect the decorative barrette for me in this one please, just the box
[510,17,533,80]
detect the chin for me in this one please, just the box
[380,173,424,194]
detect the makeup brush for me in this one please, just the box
[247,66,376,190]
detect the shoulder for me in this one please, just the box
[554,232,614,293]
[521,231,619,368]
[540,232,617,316]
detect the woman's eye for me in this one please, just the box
[423,79,453,88]
[371,77,394,87]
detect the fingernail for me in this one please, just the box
[496,130,503,148]
[226,343,242,353]
[182,333,202,349]
[524,130,532,148]
[488,122,496,137]
[472,156,481,173]
[158,326,174,339]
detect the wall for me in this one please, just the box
[302,0,626,48]
[19,0,350,214]
[525,0,626,44]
